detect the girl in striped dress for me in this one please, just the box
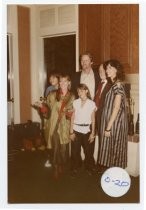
[98,59,128,169]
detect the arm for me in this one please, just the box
[70,110,75,134]
[46,92,53,108]
[69,109,76,141]
[88,109,96,143]
[105,94,122,137]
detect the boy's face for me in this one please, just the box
[49,76,58,86]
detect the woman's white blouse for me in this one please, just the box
[73,98,97,134]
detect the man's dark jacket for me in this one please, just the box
[71,69,100,98]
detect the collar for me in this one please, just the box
[82,68,93,75]
[101,79,107,83]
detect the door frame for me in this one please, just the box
[39,32,79,96]
[31,5,79,122]
[43,33,77,87]
[7,33,14,125]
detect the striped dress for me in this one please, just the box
[98,82,128,168]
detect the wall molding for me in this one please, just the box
[126,73,139,123]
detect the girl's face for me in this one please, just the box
[49,76,58,86]
[106,64,117,80]
[77,89,88,100]
[59,77,70,91]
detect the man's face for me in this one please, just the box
[81,55,92,70]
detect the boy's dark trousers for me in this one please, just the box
[71,131,95,171]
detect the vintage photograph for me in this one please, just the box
[6,2,140,206]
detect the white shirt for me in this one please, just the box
[73,98,97,134]
[80,69,95,100]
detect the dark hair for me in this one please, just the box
[103,59,125,82]
[98,63,106,71]
[77,83,91,99]
[48,72,60,80]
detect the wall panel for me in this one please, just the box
[79,4,102,67]
[17,6,31,123]
[79,4,139,73]
[109,5,131,72]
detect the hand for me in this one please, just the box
[104,130,111,137]
[70,133,76,141]
[34,101,42,107]
[88,133,95,143]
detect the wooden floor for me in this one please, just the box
[8,150,140,204]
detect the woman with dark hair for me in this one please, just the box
[45,74,75,179]
[70,83,97,176]
[98,59,128,170]
[94,63,111,171]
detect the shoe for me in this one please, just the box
[86,169,94,176]
[44,160,52,168]
[38,145,46,151]
[53,167,59,180]
[97,166,108,174]
[58,165,64,174]
[70,169,78,178]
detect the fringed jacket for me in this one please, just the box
[44,89,75,149]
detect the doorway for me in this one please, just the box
[43,34,76,89]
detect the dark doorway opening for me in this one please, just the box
[43,34,76,88]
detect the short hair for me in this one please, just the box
[48,72,60,80]
[56,73,72,101]
[59,73,71,82]
[77,83,91,99]
[59,73,71,90]
[103,59,125,81]
[79,51,93,63]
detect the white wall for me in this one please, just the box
[125,74,139,124]
[30,5,42,122]
[7,4,79,123]
[7,5,20,124]
[30,4,79,122]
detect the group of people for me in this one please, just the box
[42,52,128,179]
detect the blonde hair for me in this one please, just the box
[59,73,71,90]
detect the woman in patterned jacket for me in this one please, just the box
[45,73,75,179]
